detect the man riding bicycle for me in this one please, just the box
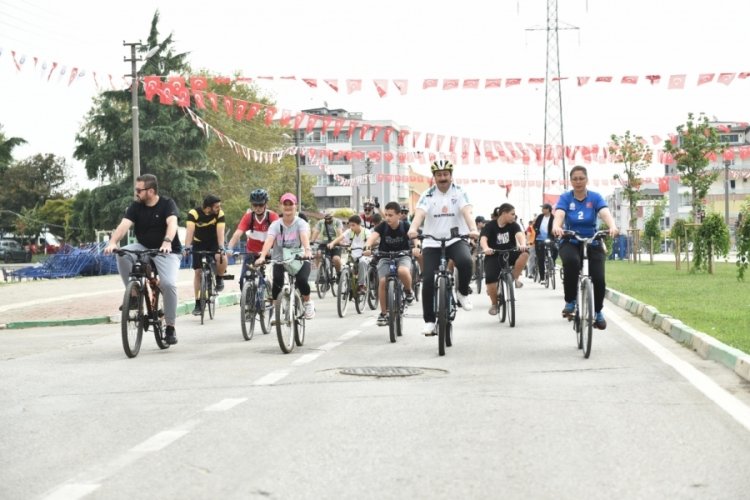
[226,189,279,289]
[184,194,227,316]
[407,160,480,336]
[104,174,181,345]
[363,201,415,327]
[533,203,557,282]
[360,200,380,229]
[311,211,343,280]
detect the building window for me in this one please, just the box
[719,134,740,144]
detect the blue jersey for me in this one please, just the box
[555,190,608,242]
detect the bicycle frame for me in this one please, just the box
[269,255,309,353]
[491,249,519,327]
[374,250,410,343]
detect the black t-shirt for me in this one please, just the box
[374,220,411,252]
[482,220,522,251]
[187,206,225,249]
[124,196,182,252]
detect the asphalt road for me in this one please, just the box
[2,280,750,499]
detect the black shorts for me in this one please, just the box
[318,243,341,258]
[484,251,522,284]
[191,246,219,270]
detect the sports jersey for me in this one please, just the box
[187,207,225,249]
[374,220,411,252]
[267,216,310,261]
[360,212,377,229]
[314,219,343,242]
[555,190,608,242]
[482,220,523,251]
[236,209,279,253]
[416,183,471,249]
[342,227,370,258]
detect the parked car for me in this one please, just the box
[0,239,32,263]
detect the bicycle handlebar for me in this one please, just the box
[417,234,470,243]
[560,230,609,243]
[114,248,163,258]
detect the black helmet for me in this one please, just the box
[249,189,269,204]
[430,159,454,173]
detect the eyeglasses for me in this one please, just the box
[134,187,149,194]
[364,208,372,212]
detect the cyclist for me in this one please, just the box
[254,193,315,319]
[363,201,415,326]
[399,204,410,223]
[184,194,227,316]
[360,201,379,229]
[552,165,618,330]
[472,215,487,278]
[311,211,343,281]
[525,218,537,277]
[327,214,371,294]
[480,204,529,315]
[226,189,279,289]
[407,160,480,336]
[104,174,181,345]
[533,203,557,283]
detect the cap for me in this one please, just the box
[541,203,553,210]
[280,192,297,205]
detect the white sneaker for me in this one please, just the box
[457,292,473,311]
[421,322,436,336]
[303,301,315,319]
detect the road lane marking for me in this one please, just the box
[318,341,343,351]
[338,329,361,341]
[203,398,248,412]
[253,369,290,386]
[609,308,750,433]
[292,352,323,365]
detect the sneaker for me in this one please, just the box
[594,311,607,330]
[215,277,224,292]
[562,301,576,317]
[165,325,178,345]
[303,301,315,319]
[358,284,367,294]
[421,322,436,336]
[376,313,388,326]
[191,304,201,316]
[515,279,523,288]
[405,292,415,304]
[488,304,498,316]
[456,292,473,311]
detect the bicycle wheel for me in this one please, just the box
[367,266,378,310]
[506,275,516,328]
[395,284,403,338]
[387,279,397,343]
[574,281,584,349]
[240,281,256,341]
[581,278,594,358]
[150,285,169,349]
[316,261,329,299]
[549,258,556,290]
[121,281,143,358]
[337,268,350,318]
[258,281,273,335]
[294,291,306,347]
[330,261,338,297]
[411,260,421,302]
[275,289,294,353]
[436,277,448,356]
[199,271,208,325]
[354,275,365,314]
[207,272,216,320]
[498,276,507,323]
[475,257,484,294]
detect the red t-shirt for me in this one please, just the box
[236,210,279,253]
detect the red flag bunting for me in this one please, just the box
[393,79,408,95]
[443,79,459,90]
[423,79,438,89]
[668,74,686,89]
[485,78,502,88]
[346,79,361,94]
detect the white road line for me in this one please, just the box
[43,483,100,500]
[292,352,323,365]
[131,429,190,453]
[203,398,248,412]
[609,308,750,433]
[338,329,362,340]
[253,369,290,386]
[318,341,343,351]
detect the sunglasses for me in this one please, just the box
[134,187,149,194]
[252,203,266,207]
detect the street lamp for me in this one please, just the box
[724,159,732,226]
[364,157,372,203]
[282,132,302,207]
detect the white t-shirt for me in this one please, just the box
[267,216,310,261]
[416,184,471,249]
[342,227,370,258]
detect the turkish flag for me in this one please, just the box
[346,79,362,94]
[723,149,735,161]
[206,92,218,111]
[223,96,234,117]
[167,76,186,93]
[190,76,208,91]
[264,106,277,126]
[436,135,445,151]
[373,79,388,97]
[462,79,479,89]
[651,135,662,145]
[280,109,292,127]
[528,77,545,84]
[423,78,438,89]
[359,124,371,140]
[193,91,206,109]
[143,76,162,101]
[621,75,638,84]
[397,129,410,146]
[247,103,263,121]
[393,79,408,95]
[159,86,174,105]
[306,115,319,134]
[424,133,434,149]
[577,76,590,86]
[485,78,502,88]
[658,177,669,193]
[461,138,470,160]
[697,73,715,85]
[324,79,339,92]
[668,74,686,89]
[645,75,662,85]
[595,76,612,83]
[505,78,521,87]
[302,78,317,88]
[449,136,457,153]
[740,146,750,160]
[233,100,247,121]
[383,127,394,143]
[443,79,459,90]
[718,73,736,85]
[175,89,190,107]
[739,72,750,79]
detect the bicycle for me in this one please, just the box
[314,244,338,298]
[560,229,608,359]
[410,256,422,302]
[374,249,411,343]
[542,239,557,290]
[269,254,310,354]
[473,251,485,294]
[237,253,273,341]
[335,245,366,317]
[115,248,170,358]
[419,230,470,356]
[191,250,230,325]
[366,260,379,310]
[488,248,521,328]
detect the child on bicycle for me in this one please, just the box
[480,203,529,316]
[326,215,371,295]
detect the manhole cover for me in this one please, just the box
[339,366,424,378]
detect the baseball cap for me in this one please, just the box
[280,192,297,204]
[541,203,553,210]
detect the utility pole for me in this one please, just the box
[124,41,143,192]
[294,132,302,208]
[365,158,372,203]
[724,159,732,226]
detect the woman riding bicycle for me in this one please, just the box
[552,166,618,330]
[480,204,529,316]
[254,193,315,320]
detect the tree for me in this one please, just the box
[642,202,664,263]
[692,212,729,274]
[608,130,653,230]
[735,202,750,281]
[662,112,725,219]
[0,124,27,175]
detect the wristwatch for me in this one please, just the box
[163,237,172,243]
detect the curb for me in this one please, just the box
[606,288,750,384]
[1,292,242,330]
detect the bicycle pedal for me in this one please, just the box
[221,274,234,280]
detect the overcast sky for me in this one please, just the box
[1,0,748,219]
